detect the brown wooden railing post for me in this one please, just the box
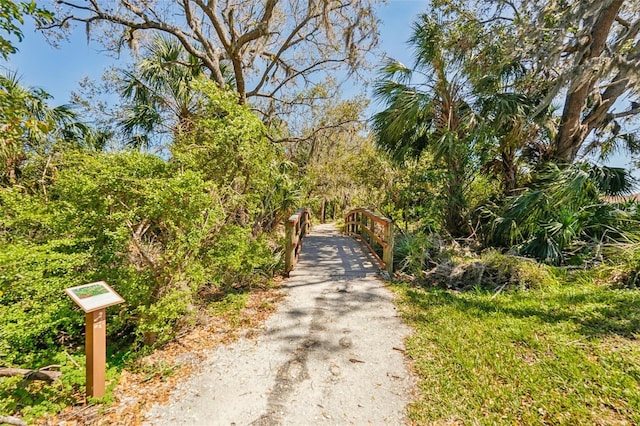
[285,207,311,275]
[383,221,394,274]
[285,219,296,274]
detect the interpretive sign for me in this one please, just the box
[64,281,124,398]
[65,281,124,313]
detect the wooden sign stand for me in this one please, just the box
[65,281,124,399]
[85,308,106,398]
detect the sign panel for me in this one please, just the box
[65,281,124,313]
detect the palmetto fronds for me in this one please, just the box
[483,162,639,264]
[117,35,234,149]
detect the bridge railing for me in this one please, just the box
[285,207,311,274]
[344,209,394,273]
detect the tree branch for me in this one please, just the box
[267,117,364,143]
[582,39,640,135]
[235,0,277,47]
[612,107,640,120]
[52,0,378,108]
[248,10,320,96]
[0,367,61,383]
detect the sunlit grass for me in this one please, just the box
[393,275,640,424]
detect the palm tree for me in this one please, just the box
[483,162,637,264]
[372,14,478,237]
[0,71,95,184]
[118,35,233,149]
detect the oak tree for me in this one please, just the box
[51,0,380,115]
[435,0,640,163]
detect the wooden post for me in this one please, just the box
[383,221,394,274]
[285,219,295,274]
[65,281,124,400]
[363,215,369,245]
[304,211,310,235]
[85,308,106,398]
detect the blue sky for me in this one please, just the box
[4,1,427,104]
[2,0,635,171]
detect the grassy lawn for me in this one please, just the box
[393,274,640,425]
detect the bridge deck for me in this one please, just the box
[145,223,414,425]
[289,222,378,278]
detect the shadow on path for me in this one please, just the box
[290,222,378,279]
[144,223,415,426]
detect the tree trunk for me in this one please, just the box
[553,0,624,163]
[502,149,518,195]
[444,168,468,237]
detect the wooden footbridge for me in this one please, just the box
[284,208,395,276]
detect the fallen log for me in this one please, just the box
[0,367,61,383]
[0,415,27,426]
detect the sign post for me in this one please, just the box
[65,281,124,398]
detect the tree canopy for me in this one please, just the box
[51,0,380,111]
[433,0,640,163]
[0,0,52,58]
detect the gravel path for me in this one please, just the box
[144,223,415,425]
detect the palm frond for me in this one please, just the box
[588,164,636,196]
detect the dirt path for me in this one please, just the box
[143,223,415,425]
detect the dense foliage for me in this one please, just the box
[373,4,640,269]
[1,0,639,421]
[0,77,296,419]
[371,6,640,421]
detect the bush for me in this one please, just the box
[0,145,287,357]
[206,225,277,288]
[393,232,444,276]
[481,163,640,265]
[0,240,89,366]
[0,82,295,420]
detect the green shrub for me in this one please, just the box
[137,288,193,346]
[206,225,277,288]
[0,81,298,420]
[481,163,640,265]
[393,232,443,276]
[0,240,90,366]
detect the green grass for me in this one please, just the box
[393,274,640,424]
